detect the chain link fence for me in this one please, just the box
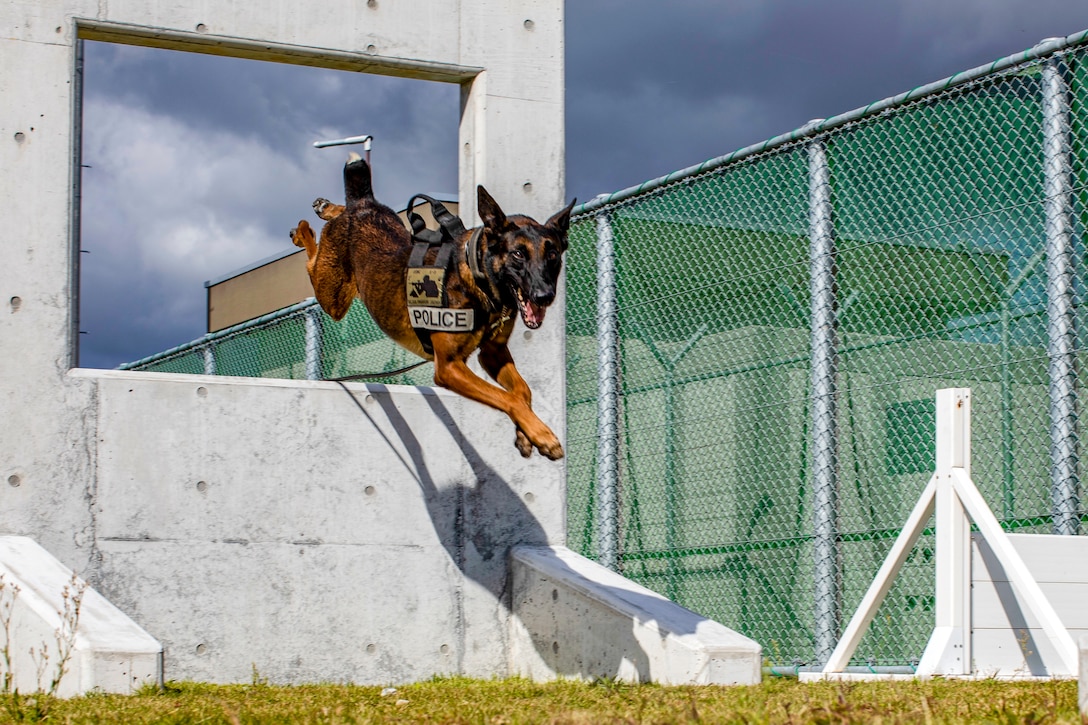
[121,30,1088,672]
[565,31,1088,670]
[120,298,434,386]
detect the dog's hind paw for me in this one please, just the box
[313,198,346,221]
[290,219,313,249]
[312,198,335,220]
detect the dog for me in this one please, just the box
[291,158,575,460]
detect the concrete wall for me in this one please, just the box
[1,0,567,683]
[79,370,566,682]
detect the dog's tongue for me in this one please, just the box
[521,301,546,329]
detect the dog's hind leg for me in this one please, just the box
[291,219,356,320]
[290,219,319,260]
[313,198,346,221]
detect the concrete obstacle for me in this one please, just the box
[0,537,161,697]
[3,372,758,687]
[510,546,761,684]
[2,0,760,688]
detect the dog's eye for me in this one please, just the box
[511,248,527,261]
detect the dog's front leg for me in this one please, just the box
[432,338,563,460]
[478,340,536,457]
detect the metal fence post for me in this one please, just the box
[809,138,840,664]
[202,343,216,376]
[1042,55,1079,536]
[305,306,324,381]
[596,211,621,571]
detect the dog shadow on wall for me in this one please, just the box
[340,382,709,683]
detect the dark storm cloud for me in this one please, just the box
[564,1,1088,201]
[88,42,452,156]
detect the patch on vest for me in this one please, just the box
[408,307,475,332]
[406,268,445,307]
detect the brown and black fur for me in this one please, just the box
[291,158,575,459]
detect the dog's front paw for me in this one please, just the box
[515,430,533,458]
[521,423,564,460]
[538,439,565,461]
[533,429,564,461]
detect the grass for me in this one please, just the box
[0,676,1083,724]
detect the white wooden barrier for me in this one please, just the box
[803,388,1086,681]
[1079,635,1088,715]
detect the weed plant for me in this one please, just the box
[0,573,85,721]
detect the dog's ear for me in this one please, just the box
[477,185,509,234]
[546,198,576,252]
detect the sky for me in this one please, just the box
[77,1,1088,369]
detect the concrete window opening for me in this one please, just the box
[77,40,459,375]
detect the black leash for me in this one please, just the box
[329,359,431,382]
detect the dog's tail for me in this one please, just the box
[343,156,375,205]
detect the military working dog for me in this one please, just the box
[291,158,574,459]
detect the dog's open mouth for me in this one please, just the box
[515,289,547,329]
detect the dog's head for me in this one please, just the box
[477,186,576,330]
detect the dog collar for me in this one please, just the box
[466,227,502,310]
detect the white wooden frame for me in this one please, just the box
[817,388,1078,678]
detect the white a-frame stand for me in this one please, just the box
[813,388,1079,679]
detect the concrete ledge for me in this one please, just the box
[0,537,162,697]
[508,546,761,685]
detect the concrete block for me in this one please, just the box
[0,536,161,697]
[509,546,762,685]
[81,371,565,683]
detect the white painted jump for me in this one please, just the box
[804,387,1088,681]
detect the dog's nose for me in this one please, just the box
[530,289,555,307]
